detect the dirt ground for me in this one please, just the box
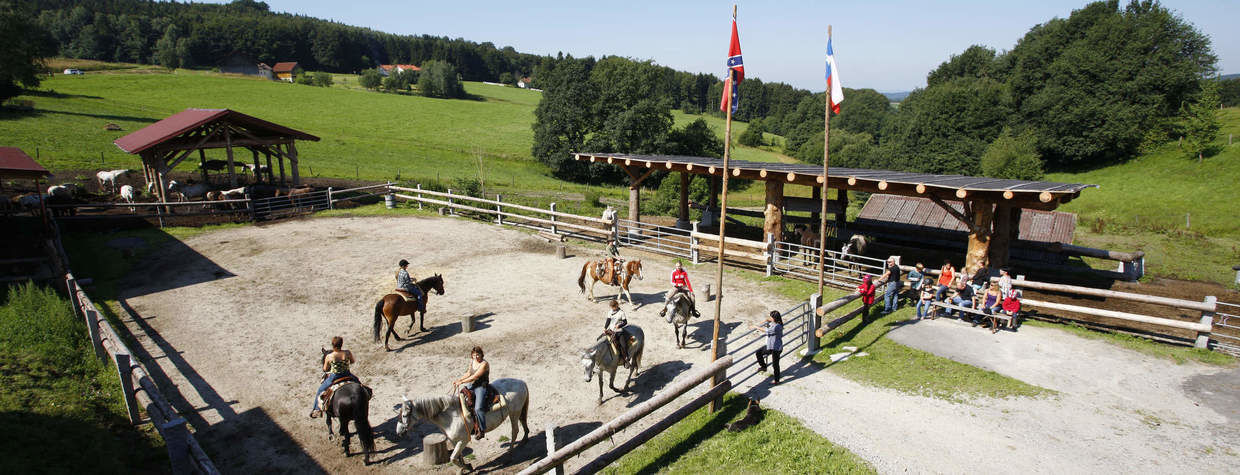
[115,215,793,473]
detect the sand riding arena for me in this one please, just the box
[115,214,798,473]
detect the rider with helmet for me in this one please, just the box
[396,259,426,313]
[310,336,356,418]
[659,261,700,319]
[604,299,632,366]
[598,238,623,285]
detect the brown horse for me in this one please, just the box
[372,274,444,351]
[578,259,642,305]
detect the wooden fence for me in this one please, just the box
[64,273,219,474]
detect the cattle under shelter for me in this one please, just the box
[114,108,320,204]
[572,152,1097,275]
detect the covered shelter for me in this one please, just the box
[0,147,52,183]
[113,108,320,204]
[572,152,1096,275]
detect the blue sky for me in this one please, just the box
[242,0,1237,92]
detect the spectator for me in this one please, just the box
[934,260,955,301]
[1001,289,1022,328]
[908,263,925,290]
[998,267,1013,297]
[978,284,1003,327]
[857,275,877,322]
[750,310,784,384]
[971,265,991,293]
[915,277,936,320]
[950,278,975,318]
[880,257,902,314]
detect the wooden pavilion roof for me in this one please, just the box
[113,108,319,155]
[0,147,51,180]
[574,152,1096,210]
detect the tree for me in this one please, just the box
[878,77,1011,174]
[153,23,181,69]
[1181,79,1221,162]
[1,0,54,104]
[312,71,333,87]
[794,128,875,168]
[359,68,382,90]
[1218,78,1240,108]
[532,58,601,182]
[498,71,514,86]
[418,60,464,98]
[926,45,999,87]
[738,118,766,147]
[665,118,724,158]
[1006,0,1216,166]
[980,129,1044,180]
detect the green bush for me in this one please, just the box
[418,60,465,99]
[451,176,482,197]
[359,68,382,90]
[583,189,603,208]
[312,71,333,87]
[980,128,1044,180]
[737,118,766,146]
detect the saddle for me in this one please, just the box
[458,386,505,435]
[319,375,370,410]
[599,259,623,285]
[394,289,419,302]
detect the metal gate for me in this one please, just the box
[1212,301,1240,356]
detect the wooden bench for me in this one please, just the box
[929,301,1014,334]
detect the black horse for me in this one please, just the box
[318,349,375,464]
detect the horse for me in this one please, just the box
[119,185,138,212]
[577,259,642,304]
[317,349,375,465]
[394,378,530,472]
[372,274,444,351]
[580,325,644,403]
[839,234,871,279]
[96,169,130,193]
[663,291,695,349]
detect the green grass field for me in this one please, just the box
[0,282,166,473]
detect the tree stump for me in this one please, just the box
[555,245,566,259]
[461,314,474,333]
[422,433,450,466]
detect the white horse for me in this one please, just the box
[119,185,138,211]
[96,169,130,193]
[664,292,696,349]
[168,180,211,200]
[581,325,644,403]
[394,378,530,472]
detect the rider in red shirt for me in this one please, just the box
[660,261,700,318]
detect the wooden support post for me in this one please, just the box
[691,222,700,264]
[155,168,170,215]
[84,308,105,363]
[964,200,995,277]
[764,232,775,277]
[287,142,301,186]
[763,180,784,242]
[835,190,848,238]
[415,184,424,210]
[677,172,691,229]
[198,149,209,184]
[495,194,504,224]
[545,425,564,475]
[811,186,821,222]
[251,149,261,183]
[549,203,557,234]
[461,314,474,333]
[113,352,140,424]
[989,204,1016,268]
[246,194,256,222]
[277,150,286,186]
[628,184,640,225]
[802,293,823,356]
[1198,296,1217,349]
[326,187,334,209]
[423,433,450,466]
[160,417,193,474]
[264,151,275,184]
[446,189,454,215]
[224,128,237,188]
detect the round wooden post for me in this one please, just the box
[676,172,691,229]
[964,200,995,277]
[763,180,784,243]
[461,314,474,333]
[549,202,558,234]
[495,194,503,224]
[422,433,450,465]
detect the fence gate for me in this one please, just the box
[251,190,331,220]
[1212,301,1240,356]
[615,219,693,260]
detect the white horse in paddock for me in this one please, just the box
[168,180,211,200]
[119,185,138,211]
[394,378,530,472]
[96,169,130,193]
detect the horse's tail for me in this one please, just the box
[519,386,530,435]
[577,262,588,293]
[357,391,376,460]
[372,299,384,343]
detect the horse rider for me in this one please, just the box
[659,261,700,319]
[604,299,632,367]
[395,259,426,313]
[599,238,623,285]
[311,336,357,418]
[453,346,493,440]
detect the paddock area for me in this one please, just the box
[114,215,794,473]
[111,215,1240,473]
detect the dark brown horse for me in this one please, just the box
[372,274,444,351]
[317,348,374,464]
[577,259,642,305]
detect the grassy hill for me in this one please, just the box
[1047,107,1240,284]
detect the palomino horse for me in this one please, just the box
[372,274,444,351]
[394,378,530,472]
[317,349,374,465]
[578,259,643,304]
[581,325,644,403]
[663,292,695,349]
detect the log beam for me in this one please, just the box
[677,172,690,228]
[763,180,784,241]
[964,200,995,276]
[287,142,300,186]
[989,204,1019,268]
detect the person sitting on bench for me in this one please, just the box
[949,278,975,318]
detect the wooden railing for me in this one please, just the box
[65,273,219,474]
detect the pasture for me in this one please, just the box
[106,215,802,472]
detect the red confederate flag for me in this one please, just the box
[719,19,744,113]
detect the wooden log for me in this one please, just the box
[545,425,564,475]
[964,201,994,276]
[1048,243,1145,262]
[786,172,796,182]
[878,180,888,191]
[555,245,566,259]
[576,380,733,474]
[1039,191,1053,203]
[763,180,783,244]
[518,356,734,475]
[1021,298,1211,333]
[916,184,926,194]
[422,433,450,465]
[461,314,474,333]
[956,188,968,199]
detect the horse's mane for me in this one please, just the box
[417,274,442,287]
[411,395,455,419]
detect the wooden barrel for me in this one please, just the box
[422,433,450,465]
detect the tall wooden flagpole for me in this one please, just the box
[709,4,737,413]
[817,25,833,298]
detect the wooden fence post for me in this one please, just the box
[495,194,504,225]
[764,232,774,277]
[160,417,193,474]
[113,352,141,425]
[246,194,257,222]
[66,277,81,318]
[415,184,424,210]
[326,187,334,209]
[84,308,105,362]
[1198,296,1217,349]
[447,189,454,215]
[545,424,564,475]
[549,203,558,234]
[803,293,822,356]
[690,222,700,264]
